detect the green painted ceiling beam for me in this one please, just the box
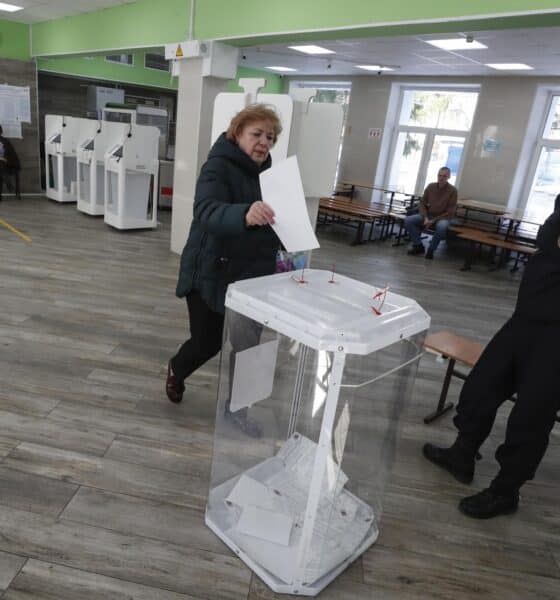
[31,0,190,57]
[195,0,560,42]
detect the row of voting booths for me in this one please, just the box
[196,81,431,595]
[44,112,160,229]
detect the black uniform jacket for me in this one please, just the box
[515,209,560,322]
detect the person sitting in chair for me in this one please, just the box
[405,166,457,259]
[0,125,21,201]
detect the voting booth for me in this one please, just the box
[45,115,81,203]
[77,121,129,216]
[206,269,430,595]
[104,123,160,230]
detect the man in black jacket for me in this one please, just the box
[0,125,21,201]
[423,207,560,518]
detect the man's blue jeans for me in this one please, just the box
[404,214,450,252]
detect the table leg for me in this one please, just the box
[424,358,456,424]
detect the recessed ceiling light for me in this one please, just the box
[356,65,394,72]
[486,63,534,70]
[266,66,297,72]
[288,45,334,55]
[0,2,23,12]
[425,38,487,51]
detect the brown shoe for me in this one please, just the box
[166,361,184,403]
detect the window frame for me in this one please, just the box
[383,84,479,196]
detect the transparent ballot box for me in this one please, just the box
[205,269,430,596]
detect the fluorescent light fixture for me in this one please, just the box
[486,63,534,70]
[289,45,334,55]
[356,65,394,72]
[266,66,297,72]
[426,38,487,51]
[0,2,23,12]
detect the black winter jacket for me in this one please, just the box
[515,209,560,322]
[0,136,20,171]
[176,133,279,313]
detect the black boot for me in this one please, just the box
[422,436,477,484]
[459,486,519,519]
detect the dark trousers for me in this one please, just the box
[454,316,560,492]
[171,291,225,383]
[171,290,263,400]
[0,165,21,200]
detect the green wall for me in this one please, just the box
[0,19,29,60]
[228,67,283,94]
[37,50,178,90]
[32,0,190,56]
[195,0,560,43]
[30,0,560,58]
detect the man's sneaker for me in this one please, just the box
[407,244,425,256]
[422,441,475,484]
[425,249,434,260]
[166,361,184,403]
[459,487,519,519]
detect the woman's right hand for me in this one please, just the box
[246,201,275,227]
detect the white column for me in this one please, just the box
[171,58,230,254]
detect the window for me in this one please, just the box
[386,88,479,195]
[105,54,134,66]
[145,53,170,72]
[524,94,560,223]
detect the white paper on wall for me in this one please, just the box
[0,85,31,123]
[260,155,320,253]
[1,121,22,139]
[230,339,279,412]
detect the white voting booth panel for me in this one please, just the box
[104,124,160,230]
[77,121,129,216]
[206,270,430,596]
[45,115,81,203]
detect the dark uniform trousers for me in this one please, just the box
[454,315,560,492]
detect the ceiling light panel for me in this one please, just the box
[288,45,334,55]
[486,63,534,70]
[356,65,394,71]
[426,38,488,51]
[0,2,23,12]
[266,66,297,72]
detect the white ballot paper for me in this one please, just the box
[259,155,320,253]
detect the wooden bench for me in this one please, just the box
[423,331,483,424]
[424,330,560,425]
[452,227,536,272]
[318,196,391,245]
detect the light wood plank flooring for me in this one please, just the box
[0,197,558,599]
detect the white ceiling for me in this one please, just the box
[240,27,560,77]
[0,0,134,24]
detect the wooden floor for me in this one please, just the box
[0,197,558,599]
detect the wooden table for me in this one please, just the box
[423,331,483,424]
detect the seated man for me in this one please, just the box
[0,125,21,201]
[423,207,560,519]
[405,166,457,259]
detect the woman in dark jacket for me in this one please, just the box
[166,104,281,415]
[0,125,21,201]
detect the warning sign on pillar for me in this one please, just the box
[368,128,383,139]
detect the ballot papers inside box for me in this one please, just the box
[205,269,430,596]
